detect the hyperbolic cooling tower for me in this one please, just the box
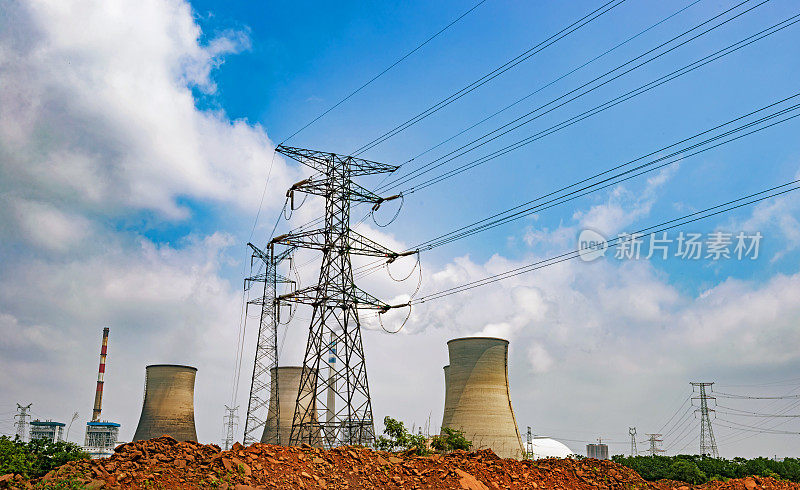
[261,366,322,446]
[441,337,525,459]
[133,364,198,442]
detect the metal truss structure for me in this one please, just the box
[272,145,406,447]
[242,243,294,446]
[691,382,719,458]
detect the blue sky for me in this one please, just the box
[2,0,800,458]
[187,0,800,288]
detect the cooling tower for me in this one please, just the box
[133,364,198,442]
[441,337,524,459]
[261,366,322,446]
[441,365,454,428]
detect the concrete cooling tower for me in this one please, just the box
[261,366,322,446]
[133,364,198,442]
[441,337,524,459]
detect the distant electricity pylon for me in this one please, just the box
[691,382,719,458]
[526,426,534,458]
[272,145,409,447]
[629,427,637,456]
[646,433,664,456]
[242,244,294,445]
[14,403,32,442]
[222,405,239,451]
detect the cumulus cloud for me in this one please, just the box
[0,0,295,222]
[0,0,293,442]
[2,0,799,459]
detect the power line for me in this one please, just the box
[277,0,702,236]
[718,399,800,445]
[350,95,800,281]
[352,0,628,156]
[656,394,693,434]
[381,0,762,192]
[715,385,800,445]
[716,377,800,388]
[412,97,800,252]
[394,6,800,195]
[664,418,699,453]
[715,419,800,435]
[716,407,800,417]
[293,12,800,244]
[662,405,696,441]
[396,0,703,172]
[714,391,800,400]
[411,178,800,303]
[279,0,490,146]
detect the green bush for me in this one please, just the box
[374,416,430,456]
[667,459,707,484]
[430,427,472,452]
[0,436,88,479]
[611,454,800,485]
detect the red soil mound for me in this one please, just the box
[1,436,796,489]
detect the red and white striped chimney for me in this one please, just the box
[92,327,109,422]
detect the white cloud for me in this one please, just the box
[6,197,93,252]
[0,0,292,443]
[2,0,799,460]
[0,0,296,222]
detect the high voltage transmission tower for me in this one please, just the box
[691,382,719,458]
[243,244,295,445]
[629,427,637,456]
[271,145,410,447]
[14,403,31,442]
[646,433,664,456]
[525,426,533,458]
[222,405,238,451]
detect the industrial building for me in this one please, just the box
[29,420,65,443]
[587,442,609,460]
[85,422,120,458]
[133,364,198,442]
[262,366,322,446]
[440,336,525,459]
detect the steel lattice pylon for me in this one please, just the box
[272,145,406,447]
[243,244,294,445]
[691,382,719,458]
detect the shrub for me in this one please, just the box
[430,427,472,452]
[0,436,88,479]
[375,416,430,455]
[667,459,707,485]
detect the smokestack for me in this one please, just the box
[92,327,110,422]
[261,366,322,446]
[133,364,198,442]
[441,337,525,459]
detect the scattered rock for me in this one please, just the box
[6,435,798,489]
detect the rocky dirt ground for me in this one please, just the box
[0,436,797,489]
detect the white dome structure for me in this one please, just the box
[528,438,575,460]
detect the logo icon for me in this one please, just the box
[577,229,608,262]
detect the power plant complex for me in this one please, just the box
[13,326,569,463]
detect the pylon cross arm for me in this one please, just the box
[278,284,394,310]
[276,145,398,175]
[286,173,391,205]
[271,228,399,258]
